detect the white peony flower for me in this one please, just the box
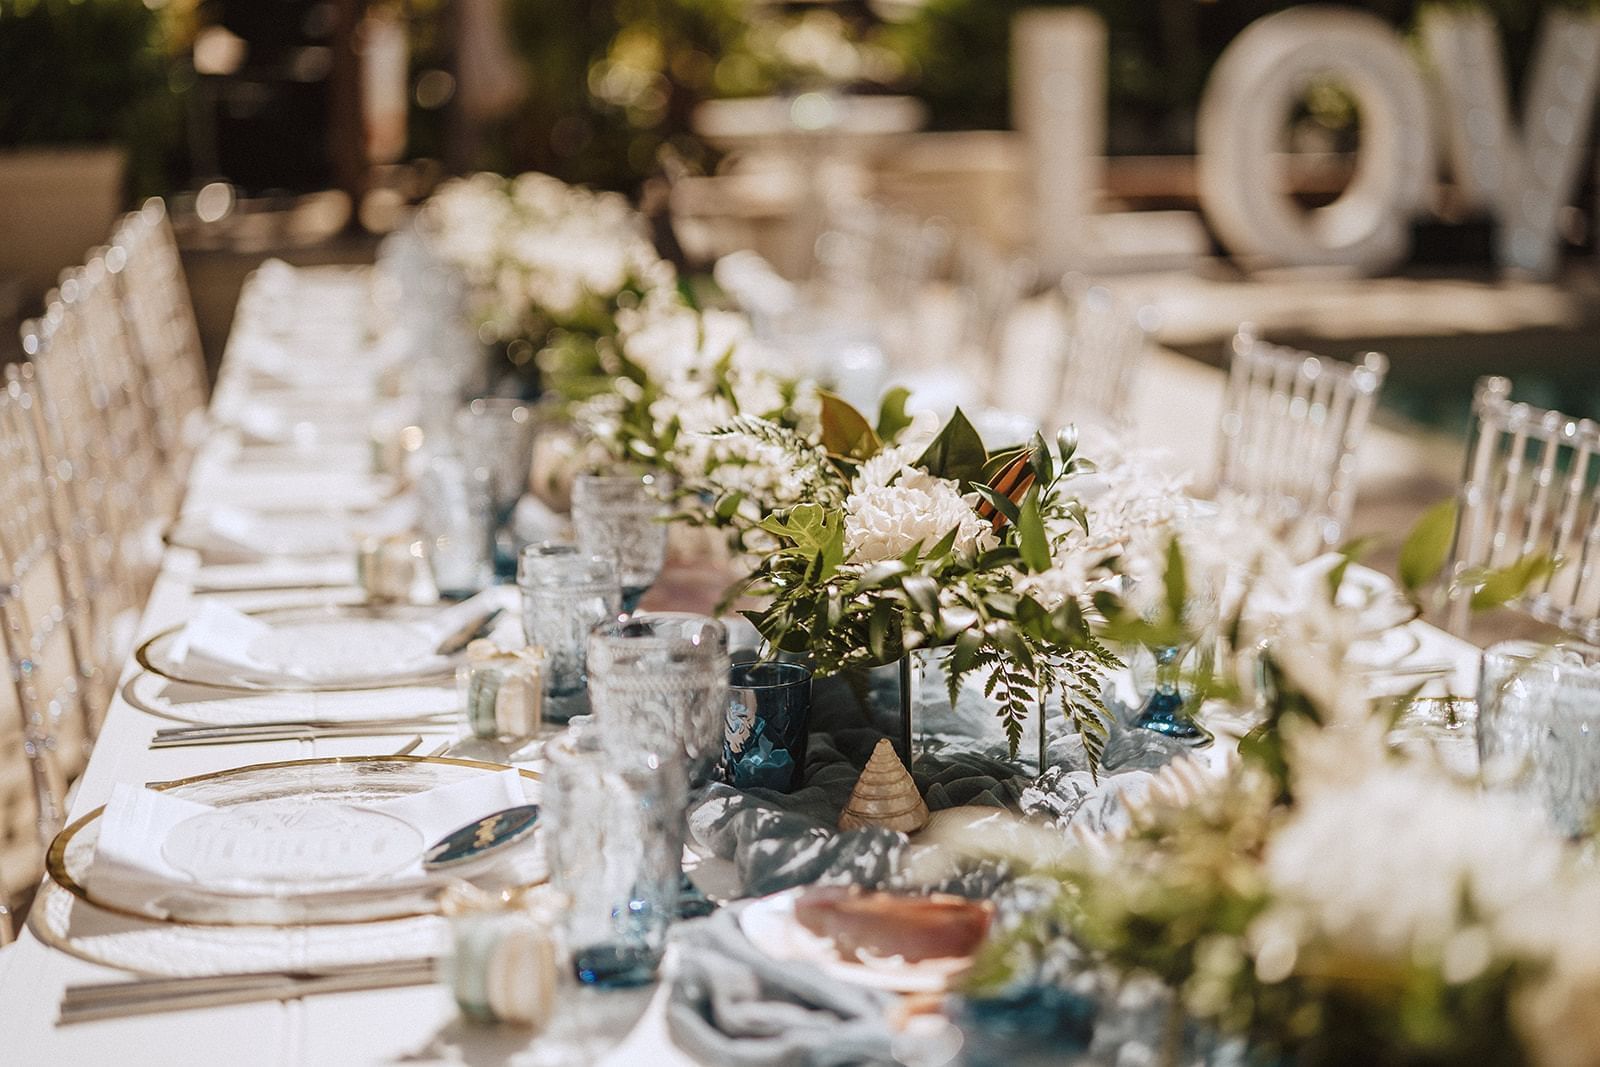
[843,469,988,563]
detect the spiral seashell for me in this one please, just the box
[838,739,929,834]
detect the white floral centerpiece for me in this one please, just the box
[423,171,675,380]
[705,393,1123,763]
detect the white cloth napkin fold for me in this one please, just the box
[87,770,527,918]
[169,588,513,685]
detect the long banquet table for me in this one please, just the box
[0,265,1482,1066]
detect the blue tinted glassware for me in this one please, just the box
[720,661,813,791]
[543,730,686,988]
[517,542,621,724]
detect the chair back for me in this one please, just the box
[20,299,143,712]
[0,363,93,858]
[1447,377,1600,641]
[1053,278,1151,429]
[1216,329,1389,555]
[109,198,209,466]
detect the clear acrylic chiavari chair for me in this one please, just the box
[1215,328,1389,557]
[108,198,210,473]
[20,300,145,719]
[1053,277,1153,431]
[1446,377,1600,642]
[51,257,169,596]
[955,238,1036,374]
[0,363,96,941]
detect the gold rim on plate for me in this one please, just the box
[135,602,461,695]
[46,755,542,928]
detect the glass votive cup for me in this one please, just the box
[357,534,421,602]
[458,640,544,741]
[1479,640,1600,837]
[587,612,730,785]
[419,452,494,599]
[570,471,669,613]
[455,398,537,518]
[517,542,622,724]
[720,661,814,792]
[441,887,562,1028]
[542,730,687,988]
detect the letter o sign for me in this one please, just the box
[1197,6,1436,274]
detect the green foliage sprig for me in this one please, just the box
[729,395,1121,767]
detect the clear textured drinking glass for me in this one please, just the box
[1478,640,1600,837]
[418,452,494,599]
[518,542,622,724]
[587,612,730,785]
[543,729,687,988]
[571,471,669,612]
[455,397,538,578]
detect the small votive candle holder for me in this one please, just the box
[441,886,561,1028]
[357,535,420,602]
[459,640,544,741]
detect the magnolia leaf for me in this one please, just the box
[916,408,988,485]
[818,390,880,460]
[1399,498,1459,594]
[982,445,1028,481]
[876,387,913,441]
[1017,486,1052,573]
[1470,553,1559,610]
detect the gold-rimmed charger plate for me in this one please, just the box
[47,755,542,928]
[136,602,462,694]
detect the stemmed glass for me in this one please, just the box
[570,470,669,612]
[1125,567,1218,747]
[454,397,537,578]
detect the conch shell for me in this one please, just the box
[838,739,928,834]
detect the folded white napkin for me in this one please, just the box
[169,588,514,685]
[88,770,527,918]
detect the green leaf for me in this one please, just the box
[868,599,896,663]
[1327,534,1380,600]
[902,574,941,617]
[1027,432,1054,486]
[875,386,913,441]
[1163,536,1187,626]
[1017,486,1052,573]
[916,408,989,485]
[972,484,1021,525]
[858,561,910,590]
[818,390,880,460]
[713,492,745,522]
[1470,553,1559,610]
[1399,498,1459,594]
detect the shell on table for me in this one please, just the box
[838,738,928,834]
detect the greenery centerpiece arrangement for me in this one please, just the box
[703,390,1125,767]
[962,526,1585,1066]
